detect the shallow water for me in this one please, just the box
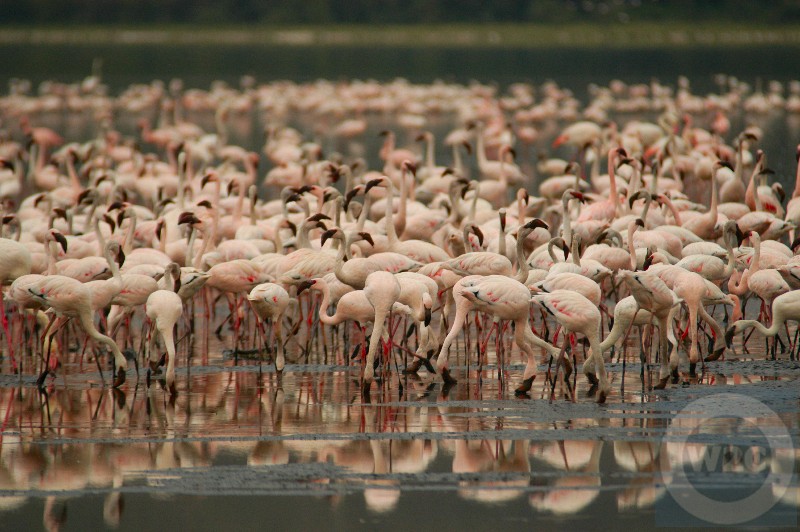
[0,313,798,530]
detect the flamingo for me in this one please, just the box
[362,271,402,392]
[0,223,33,368]
[577,147,627,223]
[145,263,183,394]
[617,269,682,389]
[726,291,800,354]
[248,282,290,372]
[436,274,560,393]
[531,290,612,402]
[26,274,129,387]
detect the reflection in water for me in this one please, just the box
[0,362,796,527]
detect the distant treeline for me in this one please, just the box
[5,0,800,25]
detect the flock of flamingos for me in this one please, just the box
[0,74,799,404]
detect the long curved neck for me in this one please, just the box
[748,156,764,211]
[396,168,408,236]
[333,235,356,287]
[793,147,800,199]
[476,126,488,168]
[452,144,464,176]
[193,227,213,269]
[735,138,745,184]
[46,240,58,275]
[639,192,652,223]
[514,230,530,283]
[176,152,186,210]
[600,298,633,351]
[296,222,313,249]
[749,234,761,274]
[462,225,475,252]
[627,223,638,270]
[607,151,619,215]
[738,317,783,339]
[383,182,399,246]
[723,228,736,278]
[66,154,82,191]
[105,245,121,282]
[709,169,719,220]
[94,217,107,251]
[659,194,682,225]
[123,213,136,254]
[186,227,197,267]
[468,186,479,223]
[315,281,333,324]
[355,194,371,232]
[425,134,435,169]
[570,235,581,265]
[233,180,246,222]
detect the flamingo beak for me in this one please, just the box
[472,226,484,246]
[296,280,314,295]
[359,232,375,246]
[54,232,68,252]
[320,229,337,246]
[524,218,548,231]
[424,306,432,327]
[724,327,735,349]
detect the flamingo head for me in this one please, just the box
[178,211,201,226]
[296,279,316,295]
[357,232,374,247]
[320,228,341,247]
[724,325,737,349]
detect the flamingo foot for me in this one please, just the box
[596,388,608,404]
[653,375,670,390]
[514,376,535,396]
[705,346,725,362]
[113,367,126,388]
[403,357,424,375]
[440,367,457,385]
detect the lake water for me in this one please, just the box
[0,42,799,530]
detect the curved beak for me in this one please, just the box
[297,280,314,295]
[54,232,68,253]
[358,232,375,246]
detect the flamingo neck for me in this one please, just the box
[514,230,530,283]
[425,135,435,170]
[627,223,638,271]
[66,155,81,192]
[749,235,761,274]
[607,152,619,216]
[710,170,719,220]
[396,168,408,237]
[793,149,800,199]
[46,240,58,275]
[384,181,399,246]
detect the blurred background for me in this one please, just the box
[3,0,800,25]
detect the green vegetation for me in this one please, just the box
[1,23,800,48]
